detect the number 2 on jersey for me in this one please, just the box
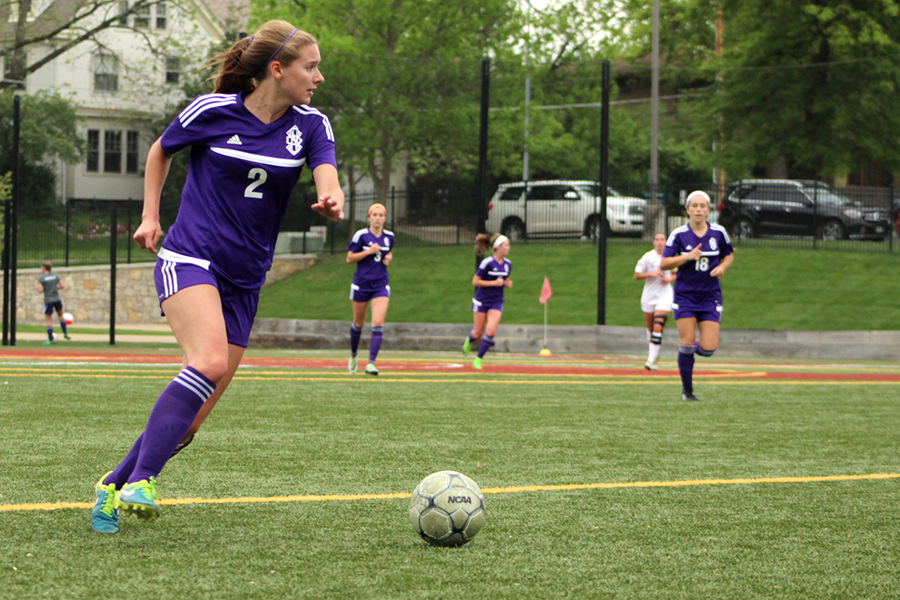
[244,168,267,199]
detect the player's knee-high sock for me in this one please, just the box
[477,335,494,359]
[59,319,68,336]
[350,324,362,355]
[46,326,53,341]
[369,326,383,363]
[694,343,715,357]
[467,330,480,344]
[105,432,145,488]
[677,345,695,393]
[648,332,662,363]
[128,367,216,482]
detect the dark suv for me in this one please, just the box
[718,179,891,241]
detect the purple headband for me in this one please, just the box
[265,29,299,67]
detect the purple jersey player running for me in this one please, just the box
[660,190,734,402]
[90,20,345,534]
[462,233,513,370]
[347,203,394,375]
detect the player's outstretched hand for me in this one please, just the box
[312,195,344,222]
[133,219,162,254]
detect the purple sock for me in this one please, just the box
[60,320,68,336]
[369,326,383,363]
[350,324,362,355]
[477,335,494,359]
[677,346,695,393]
[46,326,53,341]
[127,367,216,483]
[105,433,144,488]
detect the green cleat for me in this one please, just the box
[365,362,379,376]
[118,478,160,521]
[472,357,482,370]
[461,337,471,356]
[348,354,358,374]
[91,472,120,534]
[43,339,55,345]
[64,334,71,340]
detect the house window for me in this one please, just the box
[87,130,100,173]
[165,56,180,84]
[104,131,122,173]
[117,0,129,26]
[93,52,118,92]
[2,53,27,89]
[126,131,140,173]
[156,1,167,29]
[134,2,151,28]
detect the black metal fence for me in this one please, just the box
[4,181,898,269]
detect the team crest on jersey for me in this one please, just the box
[709,237,718,251]
[285,125,303,155]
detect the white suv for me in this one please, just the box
[485,180,645,240]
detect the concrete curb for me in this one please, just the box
[249,319,900,361]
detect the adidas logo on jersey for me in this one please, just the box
[226,134,242,145]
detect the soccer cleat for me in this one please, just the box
[461,337,471,356]
[91,472,120,534]
[118,478,160,521]
[43,339,55,345]
[64,334,71,340]
[644,361,658,371]
[365,363,379,376]
[348,354,358,374]
[472,357,483,370]
[682,391,700,402]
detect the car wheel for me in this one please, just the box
[502,219,526,241]
[819,220,846,241]
[586,215,609,241]
[735,218,756,238]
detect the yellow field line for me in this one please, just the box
[2,473,897,513]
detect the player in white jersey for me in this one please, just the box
[634,233,675,370]
[90,21,344,534]
[660,191,734,402]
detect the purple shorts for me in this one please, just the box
[672,299,722,323]
[154,257,259,348]
[43,300,63,316]
[472,297,503,313]
[350,283,390,303]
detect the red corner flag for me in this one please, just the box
[539,276,553,305]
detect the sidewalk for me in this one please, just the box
[11,323,177,344]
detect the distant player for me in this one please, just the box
[462,233,512,370]
[90,21,344,534]
[347,203,394,375]
[660,191,734,401]
[634,233,675,370]
[36,261,70,344]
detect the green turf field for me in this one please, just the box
[2,349,898,599]
[256,242,900,331]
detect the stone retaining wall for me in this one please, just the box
[5,255,317,325]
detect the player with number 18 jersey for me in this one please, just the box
[662,223,733,321]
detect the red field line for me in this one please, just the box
[2,348,899,381]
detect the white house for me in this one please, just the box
[2,0,234,203]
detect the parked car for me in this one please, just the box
[718,179,891,241]
[485,180,645,240]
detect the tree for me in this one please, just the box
[0,0,181,90]
[254,0,518,204]
[0,90,84,206]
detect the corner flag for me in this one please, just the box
[539,277,552,305]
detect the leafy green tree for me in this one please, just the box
[0,90,83,206]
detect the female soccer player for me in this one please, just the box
[660,191,733,401]
[347,203,394,375]
[462,233,513,370]
[91,20,345,533]
[634,233,676,370]
[36,261,71,344]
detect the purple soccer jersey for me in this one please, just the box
[159,91,337,291]
[663,223,733,310]
[473,255,512,305]
[348,227,394,288]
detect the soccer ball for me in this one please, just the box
[409,470,485,547]
[63,312,74,325]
